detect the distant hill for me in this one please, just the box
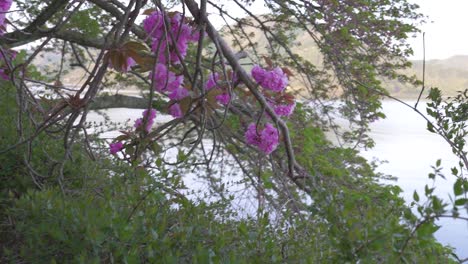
[408,55,468,96]
[30,27,468,98]
[220,20,468,98]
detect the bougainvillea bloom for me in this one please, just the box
[215,93,230,105]
[251,65,288,92]
[109,142,124,155]
[271,102,296,117]
[134,109,157,132]
[169,103,183,118]
[144,11,199,64]
[251,65,266,84]
[143,11,164,39]
[0,0,12,35]
[245,123,279,154]
[168,87,189,100]
[205,72,220,91]
[151,63,184,93]
[258,123,279,154]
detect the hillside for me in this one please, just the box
[31,29,468,99]
[220,20,468,98]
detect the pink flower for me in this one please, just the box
[245,123,279,154]
[205,72,219,91]
[134,109,157,132]
[263,67,288,92]
[0,0,13,12]
[245,123,262,146]
[251,65,266,84]
[146,11,198,64]
[271,102,295,117]
[215,93,230,105]
[169,103,183,118]
[0,0,12,35]
[109,142,124,155]
[125,57,136,72]
[168,87,189,100]
[251,65,288,92]
[258,123,279,154]
[143,11,164,39]
[151,63,184,92]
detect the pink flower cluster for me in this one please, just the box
[269,101,296,117]
[109,108,157,154]
[204,72,231,105]
[149,63,188,117]
[143,11,199,118]
[109,142,123,155]
[143,11,199,65]
[134,108,157,132]
[244,65,296,154]
[251,65,288,92]
[0,0,12,35]
[169,103,183,118]
[245,123,279,154]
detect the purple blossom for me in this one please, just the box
[263,67,288,92]
[143,11,164,39]
[245,123,262,146]
[272,102,296,117]
[169,103,183,118]
[109,142,124,155]
[245,123,279,154]
[151,63,184,92]
[258,123,279,154]
[134,109,157,132]
[0,0,12,34]
[125,57,136,72]
[0,0,12,11]
[251,65,266,84]
[146,11,198,64]
[205,72,219,91]
[168,87,189,100]
[251,65,288,92]
[215,93,230,105]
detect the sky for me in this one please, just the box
[206,0,468,61]
[408,0,468,60]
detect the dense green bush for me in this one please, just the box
[0,84,457,263]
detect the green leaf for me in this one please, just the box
[427,122,435,133]
[455,198,468,206]
[413,190,420,202]
[454,178,464,196]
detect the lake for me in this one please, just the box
[87,100,468,258]
[362,100,468,258]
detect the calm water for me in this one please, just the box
[362,100,468,258]
[88,100,468,258]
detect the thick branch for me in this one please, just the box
[0,0,69,47]
[1,29,106,49]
